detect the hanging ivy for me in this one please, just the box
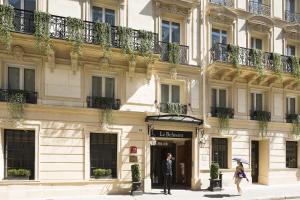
[101,108,113,125]
[252,49,264,78]
[93,22,111,52]
[255,111,270,137]
[137,30,154,59]
[292,116,300,136]
[0,4,14,49]
[273,53,283,79]
[117,26,136,61]
[66,17,84,55]
[168,43,180,65]
[291,56,300,79]
[7,92,25,119]
[167,103,183,115]
[214,107,233,133]
[34,11,51,54]
[228,44,240,71]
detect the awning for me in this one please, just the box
[145,114,203,125]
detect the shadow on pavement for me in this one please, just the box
[204,194,240,198]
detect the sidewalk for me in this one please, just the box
[49,184,300,200]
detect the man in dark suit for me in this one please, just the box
[162,153,173,195]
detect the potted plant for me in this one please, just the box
[208,163,222,191]
[92,168,112,179]
[131,164,142,195]
[7,169,31,180]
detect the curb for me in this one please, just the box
[252,196,300,200]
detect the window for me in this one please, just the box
[286,141,298,168]
[251,92,263,111]
[7,66,35,91]
[9,0,36,10]
[211,88,227,108]
[90,133,117,178]
[161,84,180,104]
[287,45,296,56]
[251,38,262,50]
[4,129,35,180]
[162,20,180,43]
[286,0,295,13]
[92,76,115,98]
[92,6,115,26]
[212,138,228,168]
[286,97,296,114]
[212,28,227,46]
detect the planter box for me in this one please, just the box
[131,182,143,196]
[208,179,222,191]
[7,176,29,180]
[94,175,112,179]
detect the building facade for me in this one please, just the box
[0,0,299,199]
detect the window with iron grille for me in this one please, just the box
[4,129,35,180]
[212,138,228,168]
[90,133,117,178]
[286,141,298,168]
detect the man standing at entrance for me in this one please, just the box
[162,153,173,195]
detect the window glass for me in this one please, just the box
[162,21,170,43]
[256,93,263,111]
[92,76,102,97]
[287,0,295,12]
[251,38,262,50]
[8,67,20,90]
[105,77,115,98]
[219,89,226,107]
[221,30,227,44]
[251,93,255,111]
[171,22,180,43]
[92,6,103,22]
[105,9,115,26]
[212,29,220,46]
[212,89,217,108]
[171,85,180,103]
[212,138,228,169]
[287,45,296,56]
[289,97,296,114]
[9,0,21,9]
[24,69,35,92]
[161,84,169,103]
[286,141,297,168]
[24,0,36,11]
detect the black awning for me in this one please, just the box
[145,114,203,125]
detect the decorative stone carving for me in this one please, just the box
[208,6,237,25]
[70,52,79,73]
[128,59,136,77]
[99,55,110,71]
[170,66,177,79]
[247,16,273,32]
[12,45,24,61]
[283,24,300,41]
[46,48,55,71]
[159,4,189,16]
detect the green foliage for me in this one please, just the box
[7,169,31,177]
[291,56,300,79]
[216,108,232,133]
[228,44,240,70]
[167,103,184,115]
[255,111,270,137]
[93,22,111,52]
[66,17,84,55]
[131,164,141,183]
[210,163,219,180]
[101,108,112,125]
[0,4,14,49]
[292,116,300,136]
[168,43,180,65]
[252,49,264,78]
[34,11,51,54]
[138,30,154,59]
[273,53,283,79]
[117,26,136,61]
[7,92,25,119]
[93,168,112,177]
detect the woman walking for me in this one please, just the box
[234,160,249,195]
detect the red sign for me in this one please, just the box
[130,146,137,154]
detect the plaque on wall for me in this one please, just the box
[151,130,192,138]
[129,155,138,163]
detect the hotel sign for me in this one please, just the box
[151,130,192,138]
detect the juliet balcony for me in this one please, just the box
[285,10,300,23]
[249,1,270,17]
[11,8,189,65]
[250,110,271,121]
[86,96,121,110]
[211,107,234,118]
[0,89,38,104]
[160,103,187,115]
[286,114,300,123]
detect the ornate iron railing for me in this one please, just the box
[249,1,271,16]
[209,0,234,7]
[160,103,187,114]
[86,96,121,110]
[286,114,299,123]
[159,42,189,65]
[211,107,234,118]
[210,43,299,74]
[0,89,38,104]
[285,10,300,23]
[250,110,271,121]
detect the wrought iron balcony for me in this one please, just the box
[0,89,38,104]
[86,96,121,110]
[250,110,271,121]
[286,114,300,123]
[160,103,187,115]
[249,1,270,17]
[209,0,234,7]
[211,107,234,118]
[210,43,299,75]
[285,10,300,23]
[159,41,189,65]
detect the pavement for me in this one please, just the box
[46,184,300,200]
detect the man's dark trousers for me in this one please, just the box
[163,174,172,194]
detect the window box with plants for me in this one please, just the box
[160,102,187,115]
[208,163,223,191]
[92,168,112,179]
[131,164,142,196]
[7,169,31,180]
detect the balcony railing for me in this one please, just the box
[249,1,270,16]
[86,96,121,110]
[286,114,300,123]
[250,110,271,121]
[209,0,234,7]
[160,103,187,115]
[285,10,300,23]
[0,89,38,104]
[159,42,189,65]
[211,107,234,118]
[210,43,298,75]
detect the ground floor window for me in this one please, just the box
[4,129,35,180]
[90,133,117,178]
[286,141,298,168]
[212,138,228,168]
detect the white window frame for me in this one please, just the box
[211,87,228,107]
[251,92,264,110]
[286,44,296,56]
[4,64,36,90]
[251,37,263,50]
[211,28,228,44]
[160,83,181,104]
[161,18,182,44]
[91,75,116,98]
[286,96,297,114]
[91,5,116,25]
